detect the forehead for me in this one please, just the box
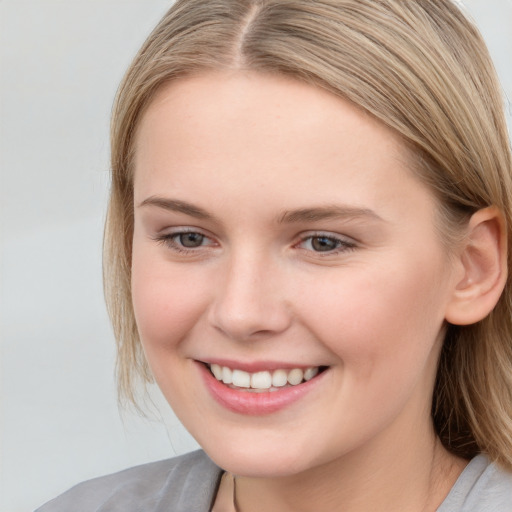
[133,71,433,223]
[135,71,407,161]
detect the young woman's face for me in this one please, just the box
[131,71,459,477]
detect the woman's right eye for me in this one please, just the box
[153,230,216,253]
[176,232,206,248]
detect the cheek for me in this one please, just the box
[292,258,450,444]
[298,255,449,373]
[131,249,210,353]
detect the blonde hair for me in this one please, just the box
[105,0,512,467]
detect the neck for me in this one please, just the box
[234,424,467,512]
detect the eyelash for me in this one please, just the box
[153,230,215,254]
[153,230,357,256]
[295,233,357,255]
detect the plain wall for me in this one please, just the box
[1,1,511,511]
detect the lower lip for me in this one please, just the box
[198,363,327,415]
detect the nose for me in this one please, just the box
[208,251,292,341]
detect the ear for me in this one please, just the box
[445,207,508,326]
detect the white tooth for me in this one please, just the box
[251,371,272,389]
[272,369,288,387]
[222,366,233,384]
[287,368,304,385]
[210,364,223,380]
[304,367,319,381]
[232,369,251,388]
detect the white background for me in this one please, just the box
[1,1,511,511]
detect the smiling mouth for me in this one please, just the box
[207,363,328,392]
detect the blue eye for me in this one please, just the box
[310,236,341,252]
[298,234,355,254]
[154,230,215,253]
[177,232,205,248]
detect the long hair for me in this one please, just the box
[104,0,512,467]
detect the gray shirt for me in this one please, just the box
[36,450,512,511]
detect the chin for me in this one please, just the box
[198,435,319,477]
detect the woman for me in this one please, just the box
[38,0,512,510]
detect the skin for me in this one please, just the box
[131,71,468,511]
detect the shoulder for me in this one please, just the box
[35,450,222,512]
[438,454,512,512]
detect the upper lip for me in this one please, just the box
[198,358,327,373]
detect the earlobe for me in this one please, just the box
[445,207,508,326]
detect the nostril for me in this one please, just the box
[206,258,293,341]
[208,303,292,341]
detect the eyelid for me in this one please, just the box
[150,226,357,257]
[152,227,218,253]
[294,231,358,254]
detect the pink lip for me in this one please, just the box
[197,362,327,416]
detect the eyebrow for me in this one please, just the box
[139,196,213,220]
[139,196,384,224]
[278,206,383,224]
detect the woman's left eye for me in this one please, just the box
[297,234,356,254]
